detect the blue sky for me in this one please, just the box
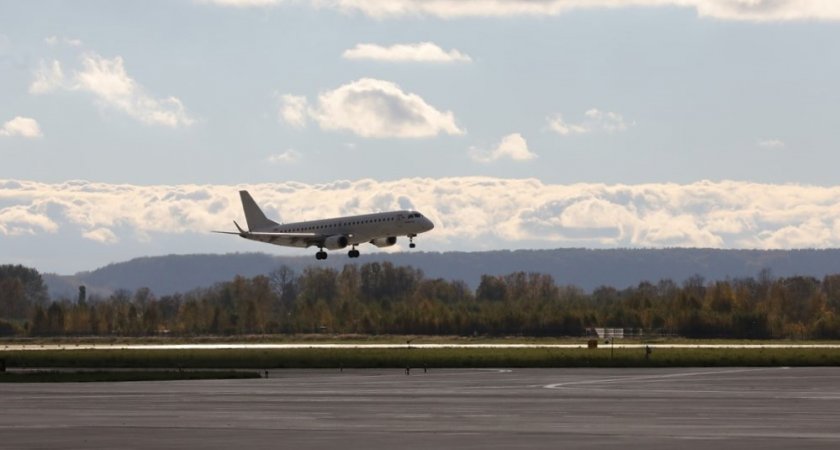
[2,1,840,273]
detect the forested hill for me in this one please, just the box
[42,248,840,299]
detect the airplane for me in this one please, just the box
[214,190,435,260]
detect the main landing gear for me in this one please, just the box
[409,234,416,249]
[315,248,328,260]
[348,246,360,258]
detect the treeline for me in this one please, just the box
[2,263,840,338]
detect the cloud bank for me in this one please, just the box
[280,78,463,138]
[342,42,472,63]
[3,178,840,251]
[205,1,840,22]
[30,53,194,128]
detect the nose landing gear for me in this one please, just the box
[408,234,416,249]
[348,246,360,258]
[315,248,328,260]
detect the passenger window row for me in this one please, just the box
[284,217,396,233]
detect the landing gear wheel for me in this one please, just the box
[348,249,360,258]
[316,250,328,260]
[409,235,416,249]
[409,243,416,249]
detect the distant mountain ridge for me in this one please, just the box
[43,248,840,299]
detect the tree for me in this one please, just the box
[78,285,87,307]
[30,305,47,335]
[89,305,100,335]
[298,267,339,305]
[476,275,506,302]
[0,277,26,320]
[46,302,65,335]
[0,264,49,320]
[269,265,298,304]
[142,302,160,335]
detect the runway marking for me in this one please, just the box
[543,367,784,389]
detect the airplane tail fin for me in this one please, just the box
[239,190,279,231]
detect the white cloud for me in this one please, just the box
[469,133,536,162]
[584,108,630,132]
[29,53,194,128]
[0,205,57,236]
[0,117,43,138]
[29,60,65,94]
[267,149,302,164]
[202,0,287,6]
[4,178,840,250]
[546,115,589,136]
[82,227,119,244]
[73,53,194,127]
[340,0,840,22]
[45,36,82,47]
[205,1,840,22]
[558,197,636,230]
[758,138,785,149]
[548,108,632,135]
[278,94,308,128]
[342,42,471,63]
[691,0,840,22]
[284,78,463,138]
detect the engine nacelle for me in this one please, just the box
[323,235,349,250]
[370,236,397,248]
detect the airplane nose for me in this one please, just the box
[425,218,435,231]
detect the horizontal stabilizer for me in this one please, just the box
[212,221,248,236]
[211,230,241,235]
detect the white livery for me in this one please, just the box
[215,190,434,260]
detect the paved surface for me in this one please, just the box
[5,342,840,350]
[2,367,840,449]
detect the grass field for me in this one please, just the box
[2,346,839,369]
[4,334,840,346]
[0,370,261,383]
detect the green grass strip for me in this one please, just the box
[0,370,261,383]
[2,347,840,369]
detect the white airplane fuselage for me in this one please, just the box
[216,190,434,260]
[258,210,434,246]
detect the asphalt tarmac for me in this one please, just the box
[5,343,840,350]
[2,367,840,449]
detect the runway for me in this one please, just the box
[4,342,840,351]
[2,367,840,449]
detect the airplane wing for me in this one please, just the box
[238,231,322,248]
[212,221,325,248]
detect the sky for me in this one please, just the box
[2,0,840,274]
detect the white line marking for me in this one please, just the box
[543,367,783,389]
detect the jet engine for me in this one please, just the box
[370,236,397,248]
[324,235,349,250]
